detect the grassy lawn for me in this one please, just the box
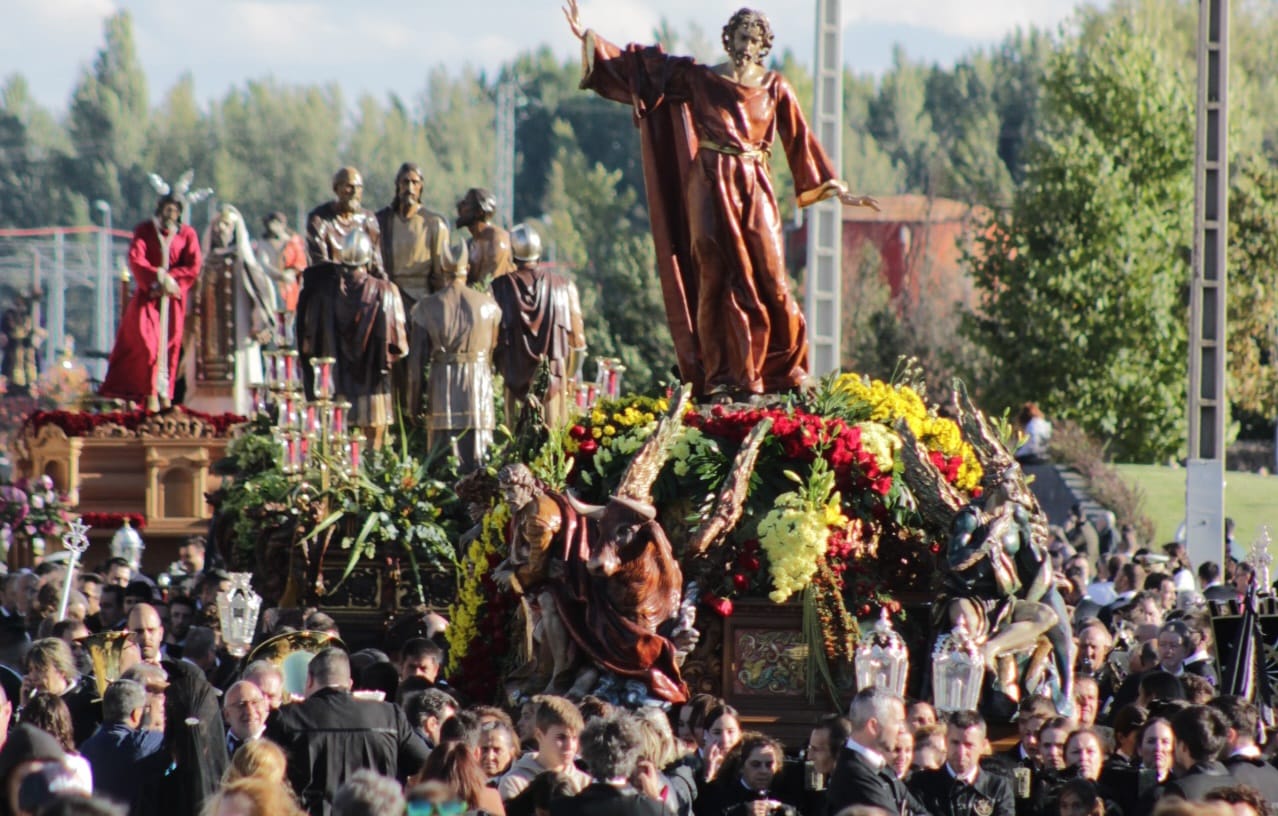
[1114,464,1277,550]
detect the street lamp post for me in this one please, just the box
[93,200,113,381]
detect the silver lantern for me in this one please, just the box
[931,616,985,713]
[855,608,909,698]
[216,572,263,657]
[110,520,145,571]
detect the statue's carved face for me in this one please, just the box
[456,193,480,228]
[334,169,364,213]
[396,171,423,206]
[158,202,182,231]
[727,22,767,67]
[212,217,236,250]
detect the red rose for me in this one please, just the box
[742,539,760,554]
[579,439,598,455]
[740,553,761,572]
[569,424,587,440]
[732,573,750,591]
[704,593,735,618]
[872,476,893,495]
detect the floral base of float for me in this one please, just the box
[447,370,1060,720]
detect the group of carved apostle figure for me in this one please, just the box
[101,163,586,472]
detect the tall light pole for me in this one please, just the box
[93,200,113,380]
[1186,0,1229,569]
[804,0,845,376]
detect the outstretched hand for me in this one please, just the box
[838,189,881,211]
[563,0,585,39]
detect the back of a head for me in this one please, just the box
[184,626,217,661]
[333,770,406,816]
[308,647,352,690]
[102,679,147,725]
[33,795,126,816]
[1171,705,1230,763]
[208,775,304,816]
[225,738,289,786]
[848,687,900,731]
[578,712,643,780]
[1140,670,1186,704]
[1210,695,1258,739]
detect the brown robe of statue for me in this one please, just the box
[376,205,450,305]
[580,31,844,398]
[491,261,584,428]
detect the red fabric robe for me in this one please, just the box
[581,33,843,396]
[100,219,203,403]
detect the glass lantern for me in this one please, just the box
[932,616,985,713]
[855,608,909,697]
[217,572,263,657]
[110,519,145,571]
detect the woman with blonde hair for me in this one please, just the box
[202,776,306,816]
[223,739,289,786]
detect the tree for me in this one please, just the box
[65,11,150,225]
[963,19,1194,462]
[1226,158,1278,420]
[541,119,672,390]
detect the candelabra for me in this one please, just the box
[575,357,627,411]
[258,352,360,481]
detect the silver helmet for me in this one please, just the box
[510,223,542,263]
[337,229,373,267]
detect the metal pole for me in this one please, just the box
[804,0,844,376]
[1186,0,1229,569]
[94,202,112,380]
[495,79,517,228]
[49,231,66,371]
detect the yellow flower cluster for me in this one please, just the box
[855,422,901,474]
[834,374,983,492]
[918,415,984,492]
[446,502,509,674]
[583,397,665,445]
[834,374,928,436]
[758,492,847,603]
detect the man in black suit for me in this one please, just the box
[1212,696,1278,808]
[986,696,1053,816]
[909,710,1013,816]
[550,712,664,816]
[1162,705,1234,801]
[265,647,430,816]
[825,687,918,815]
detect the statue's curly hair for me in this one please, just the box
[721,8,774,63]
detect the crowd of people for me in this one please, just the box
[0,509,1269,816]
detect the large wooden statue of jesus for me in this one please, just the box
[565,1,878,400]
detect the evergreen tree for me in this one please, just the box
[964,19,1194,462]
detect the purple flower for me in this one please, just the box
[38,475,53,490]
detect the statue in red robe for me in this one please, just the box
[100,194,203,409]
[564,2,879,399]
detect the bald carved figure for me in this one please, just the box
[127,603,165,665]
[306,166,385,277]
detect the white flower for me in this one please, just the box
[30,496,44,510]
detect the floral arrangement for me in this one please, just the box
[0,475,71,561]
[446,502,521,703]
[79,512,146,531]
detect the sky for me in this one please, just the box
[3,0,1085,112]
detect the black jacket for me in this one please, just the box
[265,686,430,816]
[551,783,667,816]
[1162,760,1234,802]
[1224,755,1278,808]
[826,746,923,816]
[694,777,799,816]
[908,767,1013,816]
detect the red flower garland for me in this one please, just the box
[24,406,246,438]
[78,512,147,531]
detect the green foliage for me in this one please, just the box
[964,19,1194,462]
[541,119,674,391]
[1226,158,1278,419]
